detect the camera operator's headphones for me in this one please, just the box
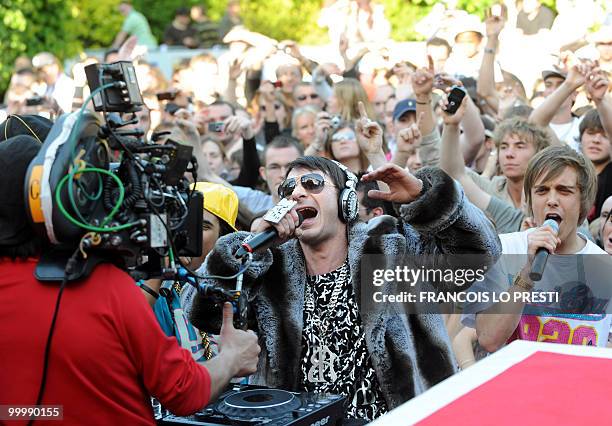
[1,114,53,143]
[24,112,106,246]
[330,160,359,223]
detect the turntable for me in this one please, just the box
[157,384,345,425]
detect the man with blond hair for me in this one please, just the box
[464,145,612,350]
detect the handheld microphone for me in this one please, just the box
[235,212,303,258]
[529,218,560,282]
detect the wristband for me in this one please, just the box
[484,47,495,54]
[415,98,430,105]
[139,282,160,299]
[512,273,533,292]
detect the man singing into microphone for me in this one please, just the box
[182,111,500,420]
[464,145,612,351]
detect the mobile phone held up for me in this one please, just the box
[26,96,45,107]
[165,102,181,115]
[157,91,177,101]
[444,86,467,115]
[208,122,225,132]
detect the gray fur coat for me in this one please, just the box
[184,167,501,410]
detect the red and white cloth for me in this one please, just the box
[370,341,612,425]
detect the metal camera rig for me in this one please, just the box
[26,61,202,282]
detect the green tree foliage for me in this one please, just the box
[0,0,567,100]
[132,0,201,41]
[0,0,81,100]
[71,0,124,48]
[240,0,328,44]
[385,0,435,41]
[240,0,434,44]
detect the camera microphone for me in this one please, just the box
[235,212,303,258]
[529,219,560,282]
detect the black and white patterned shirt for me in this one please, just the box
[299,260,388,420]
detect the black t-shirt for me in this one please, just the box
[300,260,388,420]
[517,6,555,35]
[163,24,198,47]
[193,20,221,48]
[594,162,612,219]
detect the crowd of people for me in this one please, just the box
[1,0,612,424]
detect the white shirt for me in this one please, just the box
[550,116,583,152]
[36,73,75,114]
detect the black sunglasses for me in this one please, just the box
[260,104,282,112]
[296,93,319,101]
[278,173,334,198]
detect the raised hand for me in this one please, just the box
[397,112,424,153]
[279,40,302,60]
[224,115,255,140]
[313,111,332,148]
[565,60,592,90]
[117,35,138,61]
[173,107,195,122]
[172,108,200,144]
[229,57,243,81]
[252,206,302,243]
[393,62,413,84]
[440,94,468,126]
[355,101,383,155]
[361,163,424,204]
[485,14,504,38]
[393,63,415,100]
[585,67,610,102]
[412,55,435,100]
[434,72,463,91]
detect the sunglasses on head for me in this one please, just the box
[278,173,334,198]
[296,93,319,101]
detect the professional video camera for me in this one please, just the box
[24,61,202,281]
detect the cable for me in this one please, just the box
[55,167,140,232]
[68,82,116,161]
[73,141,105,202]
[146,175,165,208]
[27,249,80,426]
[168,187,189,230]
[61,80,119,226]
[67,160,104,224]
[143,195,250,282]
[4,114,43,143]
[99,67,137,162]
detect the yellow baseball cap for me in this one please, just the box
[191,182,239,231]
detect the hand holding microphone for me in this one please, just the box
[235,201,303,257]
[527,218,561,281]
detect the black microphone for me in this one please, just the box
[235,212,303,258]
[529,219,560,282]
